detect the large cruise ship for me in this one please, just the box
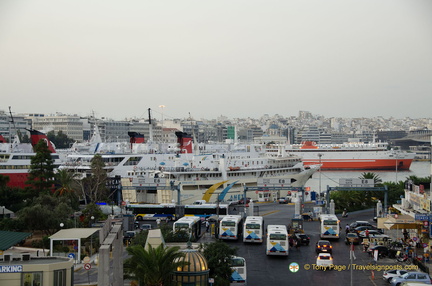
[267,141,415,170]
[61,132,319,204]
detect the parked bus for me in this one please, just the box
[266,225,289,256]
[184,203,229,219]
[219,215,243,241]
[243,216,264,243]
[126,203,177,221]
[173,216,202,241]
[319,214,340,239]
[230,256,247,286]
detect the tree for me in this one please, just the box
[54,169,80,209]
[26,140,56,194]
[203,240,237,286]
[17,194,74,235]
[124,244,187,286]
[47,130,75,149]
[77,154,109,203]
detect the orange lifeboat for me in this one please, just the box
[229,166,241,171]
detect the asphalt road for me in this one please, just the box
[74,203,420,285]
[228,203,417,286]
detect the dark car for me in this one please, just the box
[345,232,360,245]
[238,197,251,205]
[294,233,310,246]
[367,245,389,258]
[349,221,373,230]
[315,240,333,254]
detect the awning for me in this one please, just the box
[0,230,32,251]
[378,215,422,230]
[49,228,100,240]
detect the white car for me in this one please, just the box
[382,269,408,283]
[358,229,388,239]
[316,253,333,269]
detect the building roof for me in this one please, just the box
[49,228,100,240]
[0,231,32,251]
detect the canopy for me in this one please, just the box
[0,230,32,251]
[49,228,100,240]
[378,215,422,230]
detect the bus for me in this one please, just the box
[266,225,289,256]
[184,203,229,219]
[230,256,247,286]
[319,214,340,239]
[243,216,264,243]
[173,216,202,241]
[219,215,243,241]
[126,203,177,221]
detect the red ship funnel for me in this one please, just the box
[128,132,145,144]
[0,135,6,143]
[175,131,193,154]
[29,129,56,153]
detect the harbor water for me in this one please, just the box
[304,161,431,193]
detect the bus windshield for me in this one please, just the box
[175,223,190,229]
[222,221,236,227]
[246,223,260,229]
[269,234,286,240]
[230,258,245,267]
[323,220,338,225]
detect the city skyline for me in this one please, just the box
[1,0,431,120]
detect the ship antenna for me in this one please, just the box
[8,106,22,142]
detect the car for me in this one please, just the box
[294,233,310,246]
[316,253,334,269]
[345,232,360,245]
[383,270,409,283]
[367,245,390,258]
[349,221,373,231]
[353,225,380,234]
[358,229,389,238]
[140,224,152,231]
[279,197,289,204]
[123,230,137,244]
[315,240,333,254]
[390,271,432,286]
[238,197,251,205]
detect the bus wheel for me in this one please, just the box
[137,216,143,221]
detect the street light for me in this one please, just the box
[90,216,95,258]
[318,153,323,196]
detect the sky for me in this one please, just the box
[1,0,431,121]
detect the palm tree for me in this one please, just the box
[124,244,188,286]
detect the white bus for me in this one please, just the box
[173,216,202,241]
[266,225,289,256]
[230,256,247,286]
[219,215,243,241]
[243,216,264,243]
[319,214,340,239]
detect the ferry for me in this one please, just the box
[0,130,64,188]
[267,141,415,170]
[60,132,319,204]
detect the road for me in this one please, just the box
[74,203,419,285]
[225,203,416,286]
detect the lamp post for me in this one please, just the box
[318,153,322,197]
[90,216,94,258]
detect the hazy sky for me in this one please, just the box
[1,0,431,121]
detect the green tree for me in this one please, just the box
[124,244,187,286]
[54,169,80,209]
[26,140,56,194]
[47,130,75,149]
[17,194,74,235]
[203,240,237,286]
[81,203,107,227]
[78,154,109,203]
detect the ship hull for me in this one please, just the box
[302,158,413,170]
